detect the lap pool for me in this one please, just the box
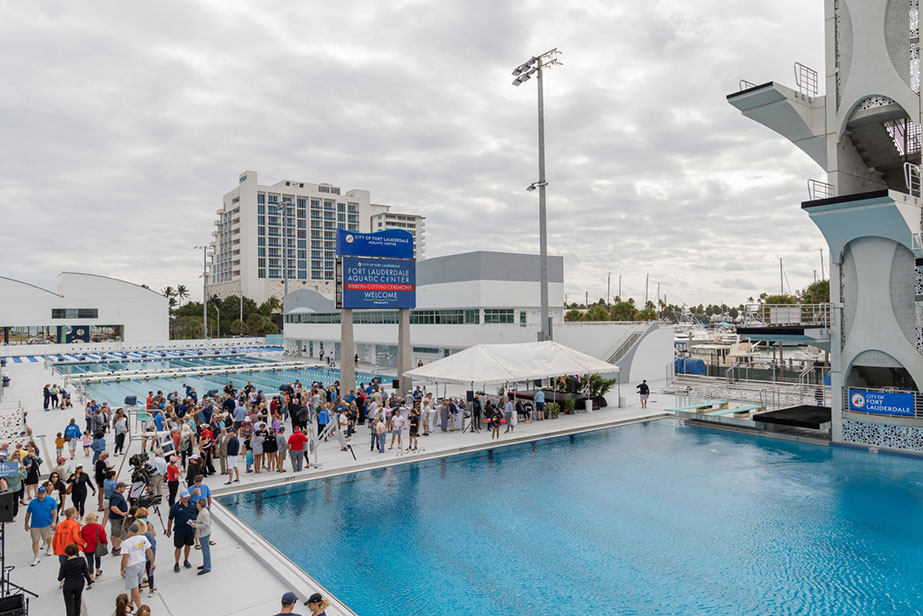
[219,420,923,615]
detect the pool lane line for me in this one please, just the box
[212,411,671,499]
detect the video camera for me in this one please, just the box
[128,452,161,508]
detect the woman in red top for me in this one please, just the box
[165,457,181,506]
[79,511,107,577]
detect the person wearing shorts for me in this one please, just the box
[166,489,197,572]
[64,419,81,460]
[636,380,650,409]
[108,482,129,553]
[120,522,154,613]
[24,486,57,566]
[389,411,406,450]
[534,389,545,421]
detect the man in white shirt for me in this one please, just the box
[389,410,406,450]
[121,522,155,612]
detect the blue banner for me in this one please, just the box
[336,228,414,259]
[342,256,416,309]
[848,389,915,416]
[0,462,20,477]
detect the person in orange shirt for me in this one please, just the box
[52,507,86,566]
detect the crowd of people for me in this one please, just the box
[17,372,561,614]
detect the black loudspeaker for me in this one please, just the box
[533,379,542,387]
[466,390,475,402]
[0,491,16,523]
[124,396,137,406]
[392,379,400,390]
[0,593,25,616]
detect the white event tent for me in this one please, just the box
[403,341,619,385]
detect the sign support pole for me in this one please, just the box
[340,308,355,393]
[398,308,412,393]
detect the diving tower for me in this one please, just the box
[730,0,923,452]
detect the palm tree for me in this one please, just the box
[176,284,189,306]
[162,286,176,301]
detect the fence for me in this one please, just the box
[742,303,831,327]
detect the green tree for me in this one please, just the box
[585,305,610,321]
[176,284,190,306]
[762,294,796,304]
[636,308,657,321]
[565,308,584,322]
[610,301,636,321]
[800,279,830,304]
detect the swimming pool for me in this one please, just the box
[79,360,393,406]
[220,420,923,615]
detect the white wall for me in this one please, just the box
[619,326,674,383]
[0,273,168,344]
[285,320,660,362]
[416,280,565,314]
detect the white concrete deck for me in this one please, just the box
[0,359,670,616]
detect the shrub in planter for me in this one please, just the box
[564,398,576,414]
[547,402,560,418]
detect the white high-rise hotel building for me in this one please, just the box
[207,171,425,304]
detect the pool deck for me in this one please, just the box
[1,359,668,616]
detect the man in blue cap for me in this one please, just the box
[273,592,302,615]
[165,488,197,573]
[24,486,57,566]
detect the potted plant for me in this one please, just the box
[584,374,618,409]
[547,402,560,419]
[564,398,576,414]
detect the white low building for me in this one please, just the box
[283,251,672,382]
[0,272,168,346]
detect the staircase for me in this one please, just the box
[607,329,645,364]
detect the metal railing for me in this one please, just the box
[886,119,922,157]
[668,375,815,411]
[608,330,644,364]
[794,62,819,97]
[739,79,757,91]
[843,386,923,421]
[904,161,922,198]
[807,179,834,201]
[742,303,831,327]
[69,360,324,385]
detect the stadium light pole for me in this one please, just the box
[193,245,209,339]
[513,48,562,342]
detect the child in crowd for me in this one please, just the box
[54,433,65,459]
[81,432,92,457]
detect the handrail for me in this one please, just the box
[807,179,834,200]
[904,161,922,198]
[742,303,831,327]
[794,61,819,97]
[739,79,757,91]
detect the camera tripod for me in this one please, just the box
[0,521,37,614]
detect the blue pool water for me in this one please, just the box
[220,420,923,615]
[78,358,392,405]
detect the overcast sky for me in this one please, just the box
[0,1,827,306]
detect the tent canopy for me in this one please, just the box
[403,341,620,385]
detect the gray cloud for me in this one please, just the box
[0,0,828,305]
